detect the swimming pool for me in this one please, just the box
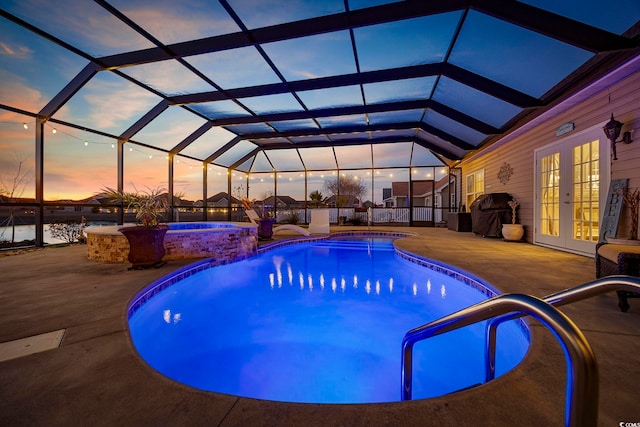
[128,235,529,403]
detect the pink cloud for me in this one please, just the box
[0,70,45,112]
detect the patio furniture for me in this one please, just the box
[470,193,513,237]
[245,209,312,236]
[273,224,311,236]
[595,242,640,311]
[245,209,261,224]
[308,209,330,234]
[447,212,472,232]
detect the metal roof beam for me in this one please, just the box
[212,100,501,135]
[412,139,464,161]
[442,64,541,108]
[229,148,261,171]
[170,122,214,154]
[0,9,101,65]
[213,100,431,125]
[260,135,463,161]
[429,100,498,135]
[119,100,169,141]
[207,100,498,135]
[38,63,100,119]
[472,0,638,53]
[169,62,540,109]
[241,122,423,140]
[169,63,445,104]
[96,1,469,68]
[418,123,477,151]
[240,121,476,152]
[204,136,243,163]
[96,0,636,70]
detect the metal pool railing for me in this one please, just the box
[401,275,640,427]
[483,276,640,383]
[401,293,598,427]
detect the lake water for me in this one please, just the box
[0,223,113,246]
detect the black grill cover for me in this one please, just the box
[470,193,513,237]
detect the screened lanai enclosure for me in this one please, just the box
[1,0,639,246]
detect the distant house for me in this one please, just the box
[0,195,36,217]
[0,195,34,205]
[382,178,454,221]
[259,195,303,210]
[325,194,360,207]
[195,192,240,208]
[53,196,102,213]
[173,194,195,209]
[383,181,433,208]
[382,188,392,202]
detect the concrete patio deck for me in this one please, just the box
[0,227,638,426]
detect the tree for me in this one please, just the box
[48,218,86,244]
[309,190,325,207]
[232,184,246,204]
[0,154,32,244]
[323,175,367,206]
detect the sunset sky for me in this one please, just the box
[1,0,637,202]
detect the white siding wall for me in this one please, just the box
[459,68,640,243]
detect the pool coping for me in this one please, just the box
[85,222,256,235]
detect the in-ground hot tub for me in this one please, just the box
[86,222,258,265]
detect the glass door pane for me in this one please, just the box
[540,152,560,237]
[535,126,607,256]
[572,139,599,242]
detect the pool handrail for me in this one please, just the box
[401,293,599,427]
[483,276,640,382]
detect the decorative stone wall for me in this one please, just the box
[86,224,258,265]
[163,228,258,264]
[86,231,130,263]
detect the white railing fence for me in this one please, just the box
[226,206,452,225]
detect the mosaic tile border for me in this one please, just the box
[257,235,328,254]
[127,250,256,318]
[256,231,415,254]
[394,248,500,298]
[394,248,530,340]
[128,259,212,318]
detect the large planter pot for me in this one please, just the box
[502,224,524,241]
[119,225,169,269]
[258,218,275,240]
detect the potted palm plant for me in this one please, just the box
[502,199,525,241]
[257,200,275,240]
[101,186,170,269]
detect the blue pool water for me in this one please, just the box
[128,236,529,404]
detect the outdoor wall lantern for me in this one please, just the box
[603,113,633,160]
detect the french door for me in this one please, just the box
[534,126,609,256]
